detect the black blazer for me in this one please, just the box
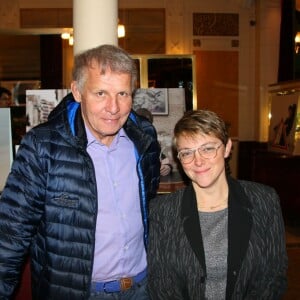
[148,177,288,299]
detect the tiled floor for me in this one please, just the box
[284,222,300,299]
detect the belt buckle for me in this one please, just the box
[120,277,133,291]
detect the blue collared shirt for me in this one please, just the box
[86,126,146,281]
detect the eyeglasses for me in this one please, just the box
[177,143,223,164]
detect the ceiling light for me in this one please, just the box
[61,32,70,40]
[69,34,74,46]
[118,24,125,38]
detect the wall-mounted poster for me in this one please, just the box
[134,88,186,172]
[133,88,169,115]
[268,93,299,155]
[26,89,70,131]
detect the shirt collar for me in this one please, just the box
[85,126,129,147]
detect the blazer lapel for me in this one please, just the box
[181,185,207,276]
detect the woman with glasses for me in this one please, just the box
[147,110,288,299]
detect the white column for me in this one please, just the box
[73,0,118,55]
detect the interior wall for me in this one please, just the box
[195,50,239,137]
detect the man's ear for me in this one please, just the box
[71,81,82,103]
[224,138,232,158]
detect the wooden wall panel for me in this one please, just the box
[194,50,238,137]
[0,35,40,80]
[0,8,165,83]
[19,8,165,54]
[20,8,72,28]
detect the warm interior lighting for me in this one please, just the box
[61,24,124,44]
[296,0,300,11]
[295,32,300,54]
[61,29,73,46]
[118,24,125,38]
[68,34,74,46]
[61,32,70,40]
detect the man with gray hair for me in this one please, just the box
[0,44,161,300]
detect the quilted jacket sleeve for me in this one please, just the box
[0,130,46,298]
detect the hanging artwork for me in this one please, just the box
[133,88,169,115]
[26,89,70,131]
[269,93,299,155]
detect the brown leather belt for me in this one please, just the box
[91,269,147,293]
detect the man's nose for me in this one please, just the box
[106,96,120,114]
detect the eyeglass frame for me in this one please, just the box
[177,143,224,164]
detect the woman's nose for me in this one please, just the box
[193,150,205,165]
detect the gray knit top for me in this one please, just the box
[199,208,228,300]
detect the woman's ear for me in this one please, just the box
[224,138,232,158]
[71,81,82,103]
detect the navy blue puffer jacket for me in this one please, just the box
[0,93,161,299]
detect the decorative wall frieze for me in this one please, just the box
[193,13,239,36]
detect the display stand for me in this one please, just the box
[0,108,13,191]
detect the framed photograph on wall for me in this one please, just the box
[268,93,298,154]
[131,54,197,111]
[133,88,169,115]
[26,89,70,131]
